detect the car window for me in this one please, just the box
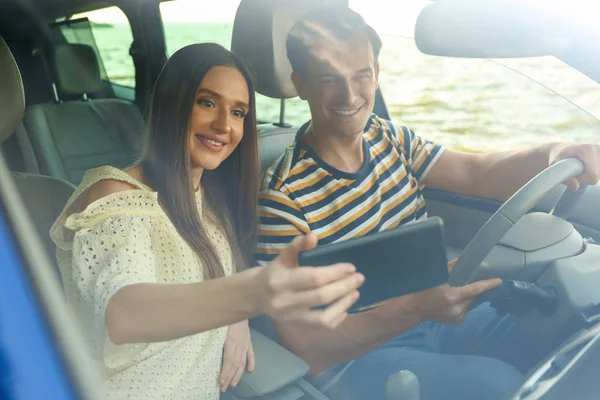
[350,0,600,152]
[60,6,135,87]
[159,0,309,125]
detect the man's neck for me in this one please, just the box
[305,123,364,174]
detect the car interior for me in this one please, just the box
[0,0,422,398]
[2,0,600,399]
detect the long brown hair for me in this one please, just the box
[141,43,259,279]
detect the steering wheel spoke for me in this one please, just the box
[448,158,585,286]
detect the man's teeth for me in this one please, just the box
[199,137,224,146]
[333,109,357,116]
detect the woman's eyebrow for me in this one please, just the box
[197,88,249,109]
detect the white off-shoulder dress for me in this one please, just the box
[50,166,234,399]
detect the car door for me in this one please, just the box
[0,154,103,400]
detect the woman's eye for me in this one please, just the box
[232,109,247,118]
[198,98,215,108]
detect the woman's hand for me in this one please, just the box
[220,320,254,392]
[255,234,364,329]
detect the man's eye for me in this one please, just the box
[198,99,215,108]
[321,77,336,84]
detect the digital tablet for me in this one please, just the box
[298,217,449,313]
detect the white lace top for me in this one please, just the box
[50,166,233,400]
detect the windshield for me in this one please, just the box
[79,0,600,152]
[350,0,600,152]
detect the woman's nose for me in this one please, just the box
[210,109,231,134]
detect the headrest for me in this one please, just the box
[231,0,329,99]
[53,44,102,96]
[0,36,25,144]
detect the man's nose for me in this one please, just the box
[338,79,358,105]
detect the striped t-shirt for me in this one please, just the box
[255,114,444,263]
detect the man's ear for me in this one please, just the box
[374,62,380,90]
[291,71,307,100]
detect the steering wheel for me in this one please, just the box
[448,158,587,286]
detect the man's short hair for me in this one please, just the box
[286,6,383,79]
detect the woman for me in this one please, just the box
[50,43,363,399]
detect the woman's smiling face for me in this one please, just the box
[187,65,250,173]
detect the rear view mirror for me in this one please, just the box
[414,0,586,59]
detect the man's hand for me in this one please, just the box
[410,278,502,325]
[549,143,600,190]
[447,259,457,272]
[220,320,255,392]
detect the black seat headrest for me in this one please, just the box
[53,43,102,96]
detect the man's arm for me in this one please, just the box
[423,143,600,201]
[256,190,423,372]
[273,273,501,374]
[422,145,555,201]
[274,294,420,374]
[256,190,502,374]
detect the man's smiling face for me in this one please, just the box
[292,30,379,139]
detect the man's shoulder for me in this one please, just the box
[365,114,411,150]
[366,114,406,137]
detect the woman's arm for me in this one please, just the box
[105,236,363,344]
[105,267,259,344]
[82,179,363,344]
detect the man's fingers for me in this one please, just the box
[578,172,599,186]
[564,177,580,191]
[447,259,457,272]
[275,234,318,268]
[578,149,600,184]
[457,278,502,301]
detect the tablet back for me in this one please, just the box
[298,217,449,312]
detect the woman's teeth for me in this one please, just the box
[198,136,224,146]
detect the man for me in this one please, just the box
[254,6,600,400]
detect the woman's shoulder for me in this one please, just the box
[81,165,151,191]
[75,166,158,213]
[81,177,142,210]
[51,166,161,247]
